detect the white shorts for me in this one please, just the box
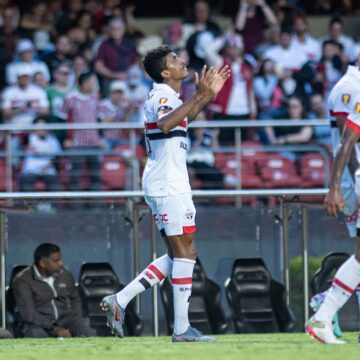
[144,193,196,237]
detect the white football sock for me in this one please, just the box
[315,255,360,324]
[172,258,195,335]
[116,254,173,309]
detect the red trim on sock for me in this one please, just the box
[172,277,193,285]
[182,225,196,234]
[147,264,165,281]
[333,278,354,294]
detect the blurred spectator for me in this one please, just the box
[319,17,356,62]
[42,35,72,81]
[254,58,284,116]
[264,27,308,73]
[6,39,50,85]
[309,93,331,146]
[70,54,92,87]
[265,96,313,157]
[33,71,48,89]
[62,71,102,191]
[18,1,53,39]
[98,80,130,150]
[126,65,149,123]
[95,17,138,96]
[187,111,224,189]
[2,65,49,126]
[163,20,183,48]
[47,63,74,143]
[255,25,280,58]
[12,243,95,338]
[318,40,344,97]
[291,15,321,61]
[0,5,19,87]
[235,0,278,56]
[183,0,221,71]
[311,0,352,15]
[56,0,84,34]
[18,116,61,192]
[75,10,97,43]
[206,33,257,143]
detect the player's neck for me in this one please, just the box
[164,79,182,93]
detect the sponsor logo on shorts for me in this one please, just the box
[342,93,351,105]
[185,209,194,220]
[153,213,169,223]
[159,97,168,104]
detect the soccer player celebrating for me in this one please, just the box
[308,59,360,341]
[101,46,230,342]
[306,94,360,344]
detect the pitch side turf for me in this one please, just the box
[0,333,359,360]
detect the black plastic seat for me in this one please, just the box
[6,265,29,337]
[311,252,359,331]
[78,262,142,336]
[160,258,228,335]
[225,258,296,333]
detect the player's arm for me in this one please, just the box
[325,126,360,217]
[158,66,230,132]
[336,116,359,178]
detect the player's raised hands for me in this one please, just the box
[324,188,345,217]
[195,65,231,98]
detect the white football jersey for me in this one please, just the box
[328,65,360,154]
[142,83,191,197]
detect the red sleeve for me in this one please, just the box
[346,119,360,135]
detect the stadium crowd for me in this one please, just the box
[0,0,358,191]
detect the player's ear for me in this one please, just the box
[160,69,170,80]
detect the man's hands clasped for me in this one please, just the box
[195,65,231,98]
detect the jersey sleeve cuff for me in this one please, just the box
[345,119,360,135]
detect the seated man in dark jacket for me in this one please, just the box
[12,243,95,338]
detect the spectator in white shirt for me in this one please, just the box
[6,39,50,85]
[264,27,308,72]
[1,64,49,163]
[19,116,61,192]
[291,15,321,61]
[319,17,356,62]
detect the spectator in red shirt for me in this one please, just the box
[62,71,102,191]
[95,17,138,96]
[235,0,278,56]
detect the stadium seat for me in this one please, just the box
[160,258,228,335]
[256,155,302,188]
[225,258,296,333]
[311,252,359,331]
[6,265,29,337]
[78,262,142,336]
[298,153,329,187]
[101,155,127,190]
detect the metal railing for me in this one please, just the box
[0,119,330,194]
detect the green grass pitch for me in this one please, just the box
[0,333,359,360]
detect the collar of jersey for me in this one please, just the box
[153,83,180,98]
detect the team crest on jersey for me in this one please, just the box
[355,103,360,113]
[159,98,168,105]
[342,94,351,105]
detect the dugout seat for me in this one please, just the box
[311,252,359,331]
[78,262,142,336]
[160,258,228,335]
[6,265,29,337]
[225,258,296,333]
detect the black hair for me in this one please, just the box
[322,39,342,51]
[78,71,94,87]
[32,115,47,124]
[330,16,343,27]
[34,243,60,267]
[142,45,172,83]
